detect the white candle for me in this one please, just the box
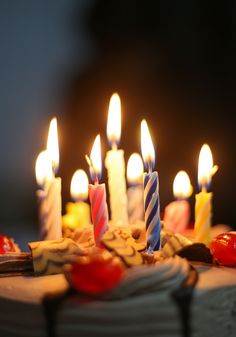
[105,93,128,226]
[127,153,144,224]
[164,171,192,233]
[35,118,62,240]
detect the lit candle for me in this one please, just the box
[62,169,91,230]
[194,144,218,244]
[105,93,128,226]
[35,118,62,240]
[127,153,144,224]
[141,120,161,253]
[86,135,109,246]
[164,171,193,233]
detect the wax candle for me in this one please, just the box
[62,169,91,230]
[105,93,128,226]
[141,120,161,253]
[164,171,193,233]
[35,118,62,240]
[127,153,144,224]
[86,135,109,246]
[194,144,218,244]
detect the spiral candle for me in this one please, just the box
[143,171,161,252]
[194,191,212,243]
[88,184,109,245]
[127,185,144,224]
[37,178,62,240]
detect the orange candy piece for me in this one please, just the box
[69,253,124,295]
[0,235,16,254]
[210,232,236,266]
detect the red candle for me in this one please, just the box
[86,135,109,246]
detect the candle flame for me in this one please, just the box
[127,153,144,184]
[35,150,53,186]
[107,93,121,148]
[141,119,155,172]
[173,170,193,199]
[70,169,89,201]
[47,117,59,173]
[198,144,218,189]
[86,134,102,182]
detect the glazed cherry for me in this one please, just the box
[69,253,124,295]
[0,235,16,254]
[210,232,236,266]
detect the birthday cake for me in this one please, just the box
[0,97,236,337]
[0,225,236,337]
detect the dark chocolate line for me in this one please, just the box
[171,266,198,337]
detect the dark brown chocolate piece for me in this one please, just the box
[0,253,33,277]
[176,243,213,264]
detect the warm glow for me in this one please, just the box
[173,171,193,199]
[127,153,144,184]
[107,93,121,148]
[35,150,53,186]
[47,117,59,172]
[70,169,89,201]
[198,144,218,189]
[86,134,102,182]
[141,119,155,171]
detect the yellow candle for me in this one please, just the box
[194,144,218,244]
[105,93,128,226]
[62,169,91,230]
[35,118,62,240]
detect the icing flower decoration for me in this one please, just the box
[65,251,124,295]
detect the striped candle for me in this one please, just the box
[86,134,109,246]
[194,191,212,243]
[89,184,109,245]
[143,171,161,252]
[194,144,218,244]
[141,119,161,253]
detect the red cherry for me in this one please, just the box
[69,253,124,295]
[210,232,236,266]
[0,235,16,254]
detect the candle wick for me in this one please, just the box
[148,161,152,174]
[85,154,99,184]
[112,142,117,151]
[52,161,56,177]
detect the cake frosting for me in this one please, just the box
[0,256,235,337]
[0,224,235,337]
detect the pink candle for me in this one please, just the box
[164,171,192,233]
[86,135,109,245]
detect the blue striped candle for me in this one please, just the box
[143,171,161,252]
[141,119,161,253]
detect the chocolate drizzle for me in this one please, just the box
[43,288,75,337]
[171,266,198,337]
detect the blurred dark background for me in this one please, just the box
[0,0,235,249]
